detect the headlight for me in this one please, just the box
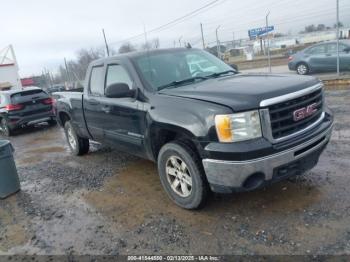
[215,110,262,143]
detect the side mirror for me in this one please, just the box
[105,83,135,98]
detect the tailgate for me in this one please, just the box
[10,89,52,116]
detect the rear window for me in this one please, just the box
[11,90,47,103]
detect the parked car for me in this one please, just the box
[0,87,56,136]
[55,48,333,209]
[288,40,350,75]
[47,85,66,95]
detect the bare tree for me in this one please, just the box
[141,38,160,50]
[119,42,136,54]
[316,24,326,31]
[67,48,104,80]
[153,38,160,49]
[334,22,344,28]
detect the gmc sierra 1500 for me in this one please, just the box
[54,48,333,209]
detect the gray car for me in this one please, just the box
[288,40,350,75]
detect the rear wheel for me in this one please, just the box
[64,121,89,156]
[296,63,309,75]
[1,118,12,137]
[157,141,209,209]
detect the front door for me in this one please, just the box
[324,43,339,71]
[101,62,146,157]
[308,44,328,71]
[325,43,350,72]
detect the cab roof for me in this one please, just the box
[92,48,200,64]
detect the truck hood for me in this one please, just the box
[159,73,320,111]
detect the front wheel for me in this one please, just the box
[157,141,209,209]
[64,121,89,156]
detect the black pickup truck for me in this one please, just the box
[55,48,333,209]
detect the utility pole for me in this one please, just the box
[102,29,110,57]
[216,25,221,59]
[179,36,183,47]
[336,0,340,76]
[232,32,235,48]
[64,58,71,83]
[200,23,205,49]
[266,11,271,73]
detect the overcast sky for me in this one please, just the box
[1,0,349,76]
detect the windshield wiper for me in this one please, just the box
[205,70,237,79]
[157,76,207,91]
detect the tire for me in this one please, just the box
[64,121,89,156]
[157,141,209,209]
[296,63,309,75]
[1,118,13,137]
[48,119,57,126]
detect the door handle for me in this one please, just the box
[88,99,100,106]
[102,106,111,114]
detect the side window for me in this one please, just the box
[327,44,347,54]
[327,44,337,54]
[106,64,133,90]
[308,45,326,55]
[89,66,105,96]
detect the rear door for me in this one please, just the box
[83,64,106,141]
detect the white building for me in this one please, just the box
[0,45,22,90]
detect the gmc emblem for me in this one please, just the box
[293,103,318,122]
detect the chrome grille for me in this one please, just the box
[268,88,323,139]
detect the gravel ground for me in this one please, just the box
[0,89,349,256]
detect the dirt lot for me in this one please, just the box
[0,89,349,256]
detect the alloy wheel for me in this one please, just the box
[297,64,307,75]
[165,156,193,197]
[67,126,77,150]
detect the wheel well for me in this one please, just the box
[297,62,309,68]
[59,112,71,126]
[151,128,200,161]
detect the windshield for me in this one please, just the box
[133,49,234,91]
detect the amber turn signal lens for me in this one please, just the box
[215,115,233,142]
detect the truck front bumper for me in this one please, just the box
[202,123,333,193]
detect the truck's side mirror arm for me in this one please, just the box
[105,83,135,98]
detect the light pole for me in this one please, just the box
[336,0,340,76]
[232,32,235,48]
[266,11,271,73]
[216,25,221,59]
